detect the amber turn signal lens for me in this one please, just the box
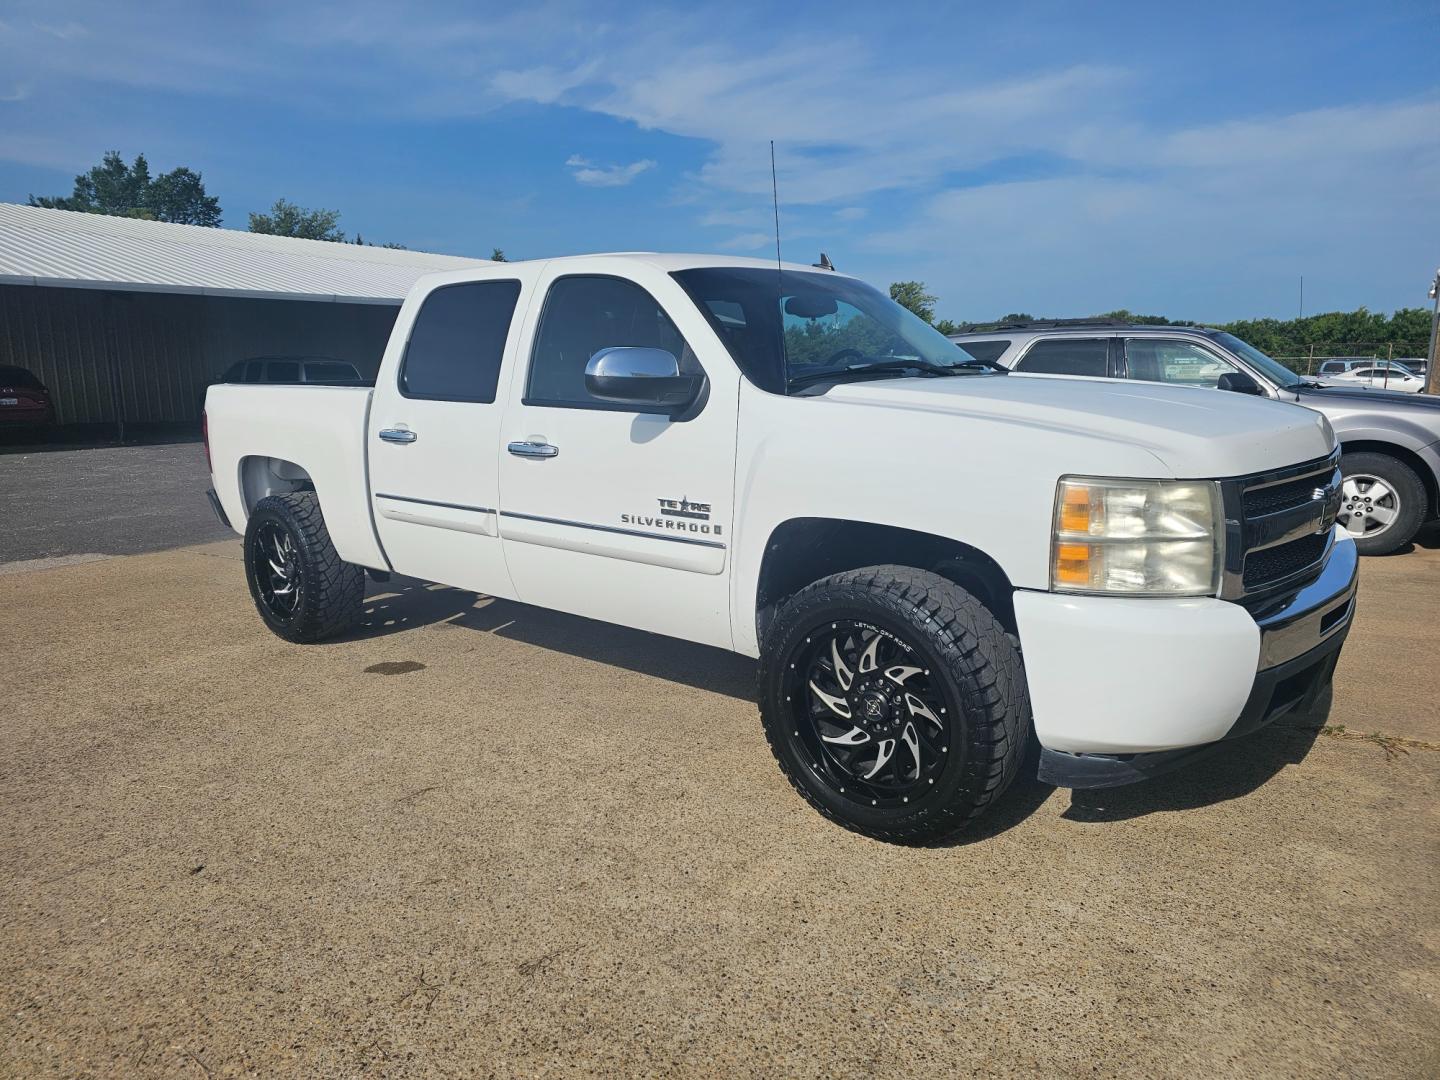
[1059,485,1093,535]
[1054,543,1093,587]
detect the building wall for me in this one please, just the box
[0,285,398,425]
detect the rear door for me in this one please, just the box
[495,259,739,649]
[367,269,539,598]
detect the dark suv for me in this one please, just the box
[950,321,1439,555]
[217,356,367,386]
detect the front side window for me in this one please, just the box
[527,275,700,409]
[1014,338,1109,377]
[673,267,979,394]
[1124,339,1238,388]
[244,361,264,383]
[401,280,521,402]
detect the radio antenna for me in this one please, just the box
[770,140,782,276]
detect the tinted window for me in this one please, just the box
[304,361,364,384]
[401,280,521,402]
[221,362,246,382]
[244,361,264,383]
[1318,361,1345,373]
[1124,339,1236,388]
[954,339,1010,364]
[527,276,698,408]
[266,360,301,384]
[1015,338,1109,377]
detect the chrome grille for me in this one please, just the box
[1242,533,1329,590]
[1220,450,1341,602]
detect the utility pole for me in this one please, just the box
[1427,268,1440,397]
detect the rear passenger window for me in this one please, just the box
[1015,338,1109,377]
[954,339,1010,364]
[401,280,522,402]
[526,275,700,410]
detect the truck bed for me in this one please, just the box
[204,383,387,569]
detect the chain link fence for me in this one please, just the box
[1273,342,1430,376]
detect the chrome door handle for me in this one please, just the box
[378,428,417,444]
[507,438,559,459]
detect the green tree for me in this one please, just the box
[889,281,938,323]
[248,199,345,241]
[491,248,508,262]
[28,151,221,226]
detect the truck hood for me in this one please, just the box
[821,373,1334,478]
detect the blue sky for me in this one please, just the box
[0,0,1435,322]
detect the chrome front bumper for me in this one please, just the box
[1253,532,1358,670]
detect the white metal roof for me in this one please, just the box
[0,202,487,304]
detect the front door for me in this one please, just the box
[496,261,739,649]
[367,270,537,598]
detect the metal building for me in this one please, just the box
[0,203,484,428]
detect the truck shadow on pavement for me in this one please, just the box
[1061,690,1331,824]
[353,578,755,699]
[350,578,1333,836]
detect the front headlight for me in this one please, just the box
[1051,477,1223,596]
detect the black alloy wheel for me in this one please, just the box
[250,518,303,625]
[788,620,952,808]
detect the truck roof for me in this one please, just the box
[412,251,853,288]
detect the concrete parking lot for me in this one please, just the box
[2,529,1437,1077]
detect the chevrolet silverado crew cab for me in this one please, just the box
[205,255,1357,843]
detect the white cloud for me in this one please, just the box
[861,97,1440,318]
[565,154,656,187]
[718,231,773,250]
[835,207,866,221]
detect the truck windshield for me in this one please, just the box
[1211,332,1308,390]
[672,267,987,394]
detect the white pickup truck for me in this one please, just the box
[204,253,1357,843]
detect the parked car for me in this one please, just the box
[217,356,368,386]
[951,321,1440,555]
[204,255,1356,843]
[1324,363,1425,394]
[0,365,55,429]
[1316,358,1389,376]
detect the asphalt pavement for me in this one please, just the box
[0,441,232,566]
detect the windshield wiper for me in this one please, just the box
[787,359,991,390]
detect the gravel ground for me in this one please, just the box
[1,541,1437,1078]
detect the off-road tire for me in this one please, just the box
[243,492,364,643]
[1340,451,1425,556]
[758,565,1030,844]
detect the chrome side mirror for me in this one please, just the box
[584,347,703,409]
